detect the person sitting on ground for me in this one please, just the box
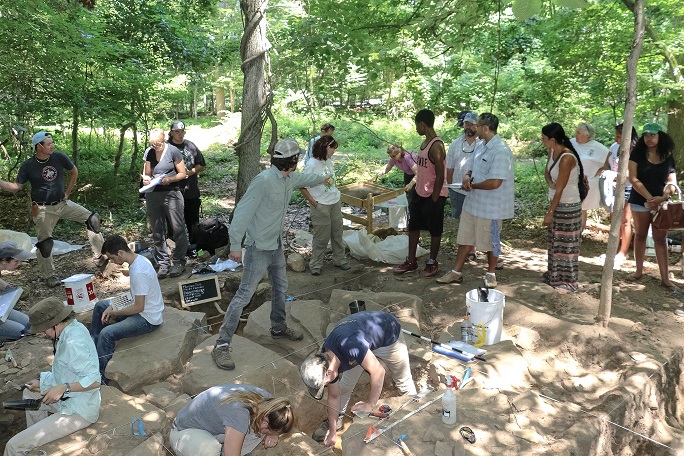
[211,138,331,371]
[0,242,32,342]
[300,136,351,276]
[4,297,100,456]
[170,384,294,456]
[300,310,417,447]
[90,234,164,384]
[0,132,106,288]
[374,144,418,193]
[304,123,335,164]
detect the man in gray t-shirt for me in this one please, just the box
[0,131,105,288]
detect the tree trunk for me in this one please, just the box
[215,87,226,117]
[234,0,271,208]
[597,0,645,327]
[230,85,235,113]
[115,122,135,176]
[71,104,79,166]
[669,100,684,179]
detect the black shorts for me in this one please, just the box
[407,190,447,236]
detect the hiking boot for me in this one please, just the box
[169,262,185,278]
[436,270,463,284]
[335,263,352,271]
[95,255,109,268]
[45,275,61,288]
[312,417,344,443]
[393,259,417,274]
[157,267,169,279]
[424,260,439,277]
[212,345,235,370]
[310,268,321,276]
[485,272,497,288]
[270,326,303,341]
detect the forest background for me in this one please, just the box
[0,0,682,237]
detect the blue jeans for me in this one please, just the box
[215,243,288,347]
[90,300,160,378]
[0,310,30,342]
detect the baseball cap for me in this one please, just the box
[273,138,304,159]
[300,350,329,400]
[0,241,32,260]
[29,297,73,333]
[463,112,478,125]
[642,123,662,135]
[31,131,51,147]
[171,120,185,131]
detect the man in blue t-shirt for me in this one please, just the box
[299,311,417,447]
[0,132,106,288]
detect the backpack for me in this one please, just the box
[196,217,229,254]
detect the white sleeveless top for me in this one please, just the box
[547,152,580,204]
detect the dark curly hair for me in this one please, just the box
[631,130,675,162]
[312,136,338,161]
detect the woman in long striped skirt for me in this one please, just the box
[541,123,588,294]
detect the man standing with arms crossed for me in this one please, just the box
[393,109,448,277]
[0,132,105,288]
[212,138,330,371]
[437,113,514,287]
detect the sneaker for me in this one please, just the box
[157,267,170,279]
[485,272,497,288]
[45,275,61,288]
[393,259,418,274]
[675,307,684,317]
[312,417,344,443]
[436,270,463,284]
[95,255,109,268]
[496,258,504,270]
[169,262,185,278]
[335,263,352,271]
[270,326,303,341]
[424,260,439,277]
[212,345,235,370]
[311,269,321,276]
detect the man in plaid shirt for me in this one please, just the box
[437,113,514,288]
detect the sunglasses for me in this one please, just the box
[460,426,476,444]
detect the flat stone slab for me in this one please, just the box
[106,307,207,393]
[30,385,166,455]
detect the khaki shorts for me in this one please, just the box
[456,211,501,253]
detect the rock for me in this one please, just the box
[105,307,207,393]
[127,432,165,456]
[144,386,177,409]
[434,440,453,456]
[35,386,166,455]
[423,427,445,442]
[507,325,540,351]
[4,368,19,375]
[287,253,306,272]
[0,364,8,374]
[165,394,191,422]
[20,358,30,368]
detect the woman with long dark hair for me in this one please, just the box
[627,123,677,288]
[542,123,588,293]
[170,384,295,456]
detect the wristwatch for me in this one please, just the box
[64,383,71,395]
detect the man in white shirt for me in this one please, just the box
[90,235,164,384]
[437,113,515,288]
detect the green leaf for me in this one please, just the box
[552,0,589,9]
[512,0,542,21]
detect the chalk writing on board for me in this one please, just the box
[178,276,221,307]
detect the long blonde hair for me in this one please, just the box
[224,391,295,435]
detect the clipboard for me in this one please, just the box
[0,287,23,323]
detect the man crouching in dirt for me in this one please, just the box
[299,310,417,447]
[211,138,330,371]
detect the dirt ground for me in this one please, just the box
[2,123,684,453]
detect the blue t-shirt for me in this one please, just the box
[16,152,73,203]
[323,311,401,375]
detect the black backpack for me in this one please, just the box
[196,217,229,254]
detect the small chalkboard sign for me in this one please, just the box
[179,275,222,307]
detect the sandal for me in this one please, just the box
[467,253,477,262]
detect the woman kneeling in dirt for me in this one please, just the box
[170,384,294,456]
[542,123,588,294]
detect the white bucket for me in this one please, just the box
[62,273,98,313]
[466,289,505,346]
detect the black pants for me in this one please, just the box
[167,197,201,245]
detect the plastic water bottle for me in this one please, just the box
[442,375,457,425]
[646,227,655,257]
[460,315,472,344]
